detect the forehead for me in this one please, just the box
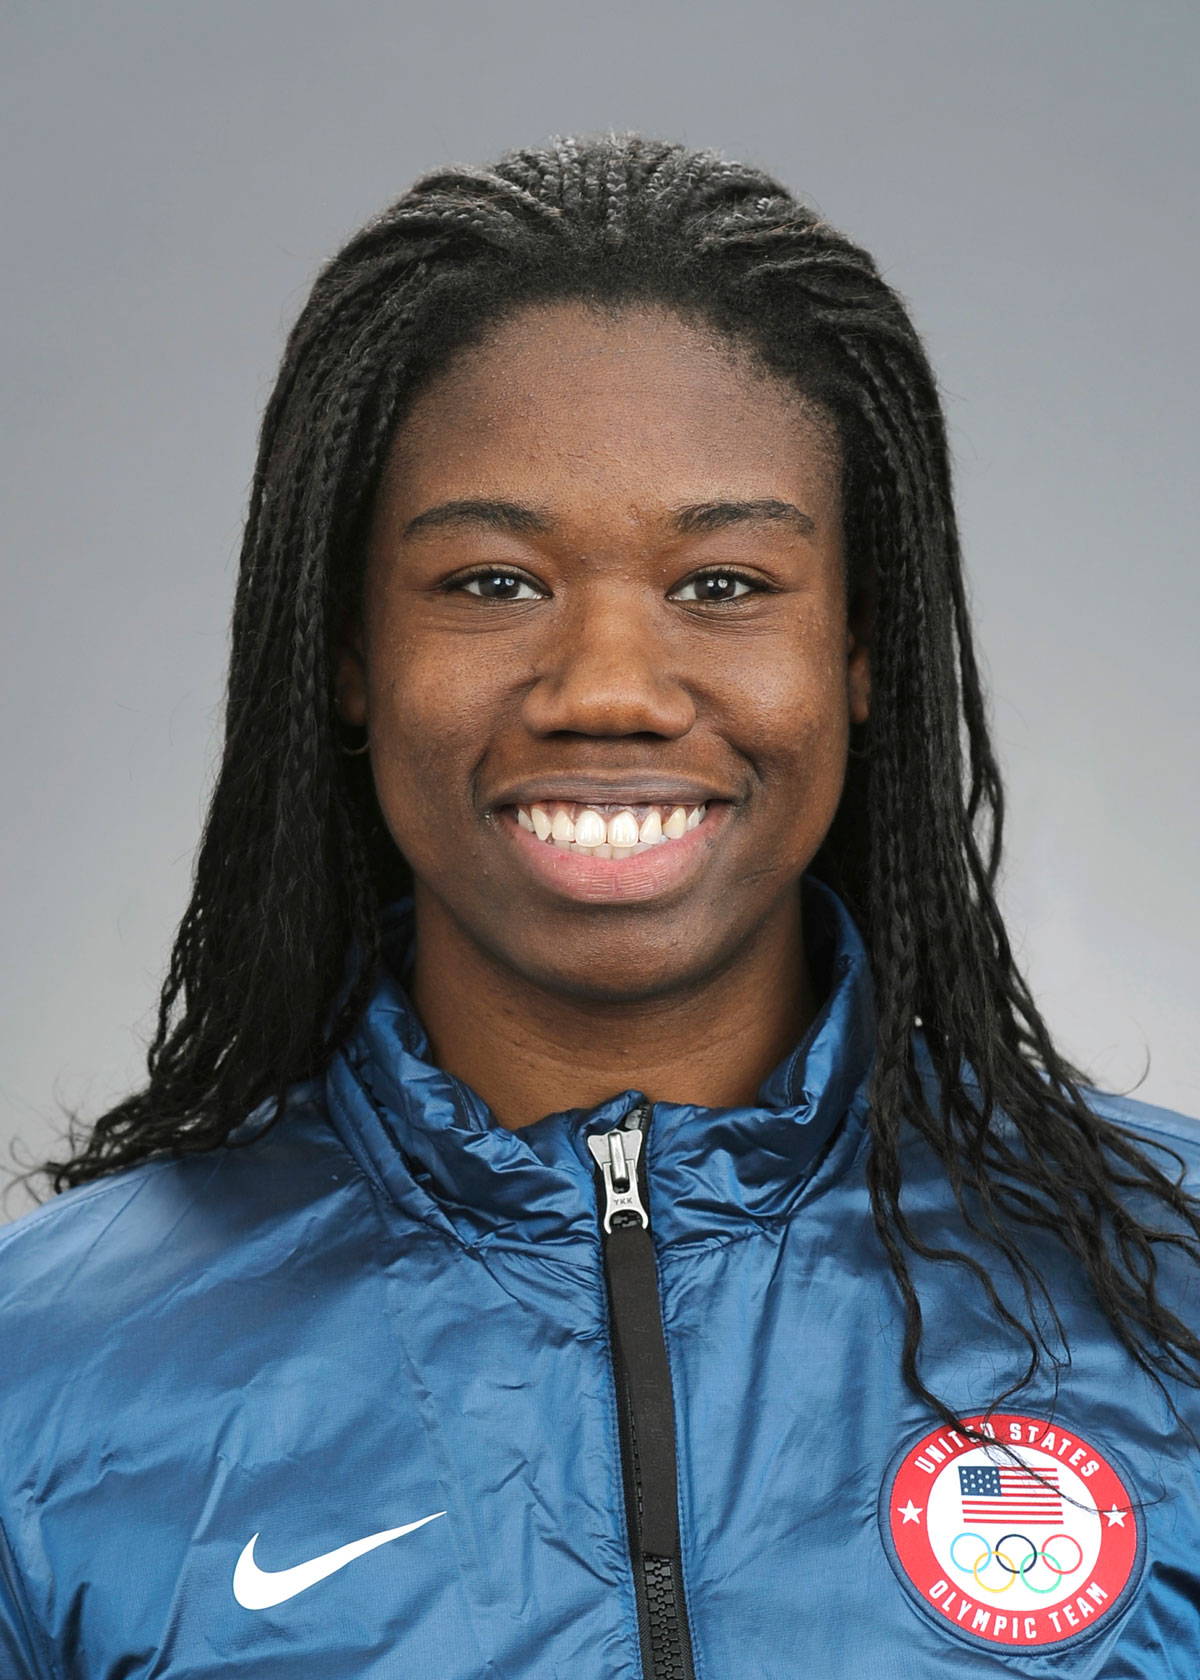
[376,301,842,529]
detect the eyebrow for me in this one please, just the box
[403,499,551,539]
[401,495,816,541]
[670,499,816,538]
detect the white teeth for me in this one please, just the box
[574,808,606,848]
[515,800,710,853]
[607,810,640,849]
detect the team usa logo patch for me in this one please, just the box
[882,1414,1142,1651]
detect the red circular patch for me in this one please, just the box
[885,1414,1140,1649]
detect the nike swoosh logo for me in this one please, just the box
[233,1511,446,1609]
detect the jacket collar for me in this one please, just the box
[325,878,875,1251]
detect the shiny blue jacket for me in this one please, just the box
[2,885,1199,1678]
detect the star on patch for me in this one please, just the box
[897,1500,923,1524]
[1104,1505,1127,1527]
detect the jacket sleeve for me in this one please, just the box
[0,1514,50,1680]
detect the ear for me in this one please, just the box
[846,577,874,727]
[335,622,368,728]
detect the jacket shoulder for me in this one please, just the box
[1084,1086,1200,1178]
[0,1082,362,1339]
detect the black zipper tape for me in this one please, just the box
[593,1110,696,1680]
[604,1220,680,1558]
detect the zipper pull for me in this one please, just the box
[587,1120,649,1232]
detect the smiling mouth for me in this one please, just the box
[496,796,728,905]
[512,801,709,857]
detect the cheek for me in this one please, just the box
[727,622,851,790]
[365,638,497,853]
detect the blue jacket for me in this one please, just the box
[2,884,1199,1678]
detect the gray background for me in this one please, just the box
[3,0,1197,1218]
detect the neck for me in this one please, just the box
[409,887,818,1130]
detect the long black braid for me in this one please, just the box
[48,135,1200,1418]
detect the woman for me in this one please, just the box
[2,135,1198,1678]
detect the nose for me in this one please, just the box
[520,587,696,739]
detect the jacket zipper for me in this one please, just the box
[588,1106,696,1680]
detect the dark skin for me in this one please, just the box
[338,302,871,1130]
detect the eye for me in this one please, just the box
[669,570,758,604]
[455,571,544,601]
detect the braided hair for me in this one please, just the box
[50,135,1200,1419]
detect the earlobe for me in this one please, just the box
[846,578,874,727]
[335,630,368,728]
[848,642,871,726]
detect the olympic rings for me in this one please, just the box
[993,1533,1038,1575]
[950,1532,992,1573]
[949,1532,1019,1594]
[1017,1550,1069,1594]
[1041,1533,1084,1577]
[973,1550,1018,1594]
[949,1529,1084,1593]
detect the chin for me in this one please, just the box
[485,915,759,1007]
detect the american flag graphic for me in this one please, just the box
[959,1463,1063,1525]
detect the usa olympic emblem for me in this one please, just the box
[882,1414,1142,1650]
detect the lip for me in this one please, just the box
[496,800,732,905]
[489,774,733,811]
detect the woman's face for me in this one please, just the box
[340,302,870,1003]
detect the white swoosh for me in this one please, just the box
[233,1511,446,1609]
